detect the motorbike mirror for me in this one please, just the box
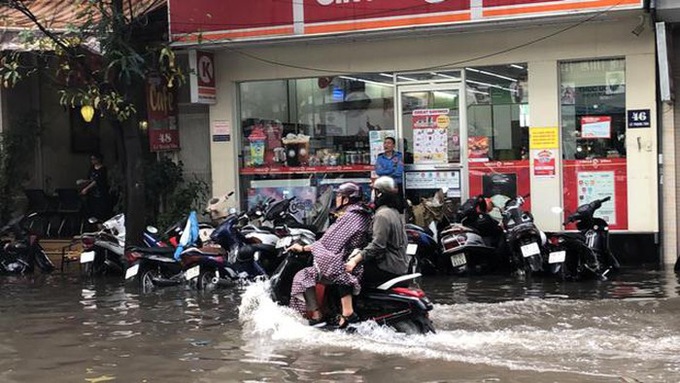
[87,217,99,224]
[551,206,564,215]
[146,226,158,234]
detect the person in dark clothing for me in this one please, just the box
[79,153,112,220]
[342,176,409,327]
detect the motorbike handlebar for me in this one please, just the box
[600,196,611,203]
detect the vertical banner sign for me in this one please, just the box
[529,127,558,178]
[189,50,216,104]
[146,76,180,151]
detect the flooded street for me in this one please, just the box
[0,268,679,382]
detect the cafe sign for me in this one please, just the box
[146,76,180,151]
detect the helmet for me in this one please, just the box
[372,176,397,194]
[335,182,362,201]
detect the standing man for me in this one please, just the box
[375,136,404,195]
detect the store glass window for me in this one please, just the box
[466,64,532,211]
[560,58,628,230]
[238,74,394,230]
[560,59,626,159]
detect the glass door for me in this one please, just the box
[397,83,464,210]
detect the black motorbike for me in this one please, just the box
[0,213,55,274]
[501,195,545,276]
[269,249,435,335]
[546,196,620,280]
[439,195,505,275]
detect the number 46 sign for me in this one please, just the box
[628,109,651,128]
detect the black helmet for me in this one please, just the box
[335,182,362,201]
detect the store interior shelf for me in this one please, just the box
[240,165,373,175]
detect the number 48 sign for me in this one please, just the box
[628,109,651,128]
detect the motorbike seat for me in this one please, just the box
[180,246,225,256]
[127,246,176,256]
[375,273,422,290]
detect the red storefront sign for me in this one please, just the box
[169,0,642,44]
[563,159,628,230]
[189,50,216,104]
[146,77,180,151]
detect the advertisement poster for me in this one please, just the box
[247,186,317,222]
[467,136,490,162]
[212,120,231,142]
[469,160,531,211]
[529,127,559,149]
[532,149,556,178]
[369,130,396,165]
[412,109,449,164]
[576,171,616,224]
[581,116,611,139]
[404,170,460,195]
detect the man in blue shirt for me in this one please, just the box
[375,137,404,194]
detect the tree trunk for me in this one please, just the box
[120,118,145,246]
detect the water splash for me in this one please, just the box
[237,281,680,381]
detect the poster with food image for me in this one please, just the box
[467,136,490,162]
[581,116,611,139]
[412,109,449,164]
[577,171,616,224]
[532,149,556,178]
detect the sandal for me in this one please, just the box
[338,312,360,329]
[308,317,327,328]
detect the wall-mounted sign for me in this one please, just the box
[529,127,559,149]
[212,120,231,142]
[189,50,216,104]
[581,116,611,139]
[627,109,651,128]
[170,0,642,44]
[533,149,556,178]
[146,76,180,152]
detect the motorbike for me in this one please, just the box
[438,195,505,275]
[545,196,620,280]
[269,248,435,335]
[0,213,55,274]
[501,195,545,276]
[78,214,127,276]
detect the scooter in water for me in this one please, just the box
[439,195,504,275]
[269,248,436,334]
[501,195,546,276]
[546,196,620,280]
[0,213,55,274]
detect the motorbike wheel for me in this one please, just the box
[34,248,55,273]
[139,268,161,293]
[196,269,218,291]
[390,320,421,335]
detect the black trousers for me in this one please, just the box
[362,262,400,288]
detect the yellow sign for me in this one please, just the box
[436,115,450,129]
[530,127,559,149]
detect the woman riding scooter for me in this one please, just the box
[287,183,372,327]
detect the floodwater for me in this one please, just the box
[0,268,679,382]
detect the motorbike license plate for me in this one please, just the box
[549,251,566,264]
[80,251,95,264]
[185,265,200,281]
[406,243,418,255]
[276,237,292,249]
[450,253,467,268]
[521,242,540,258]
[125,264,139,280]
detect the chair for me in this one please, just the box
[23,189,58,236]
[55,188,85,237]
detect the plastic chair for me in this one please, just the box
[23,189,58,236]
[55,188,84,237]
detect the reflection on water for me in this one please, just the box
[0,269,677,382]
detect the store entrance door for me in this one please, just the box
[397,83,465,212]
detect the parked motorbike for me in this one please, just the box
[501,195,545,276]
[78,214,127,276]
[269,247,435,334]
[0,213,55,274]
[439,195,505,275]
[546,196,620,280]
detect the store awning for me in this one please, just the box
[0,0,166,51]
